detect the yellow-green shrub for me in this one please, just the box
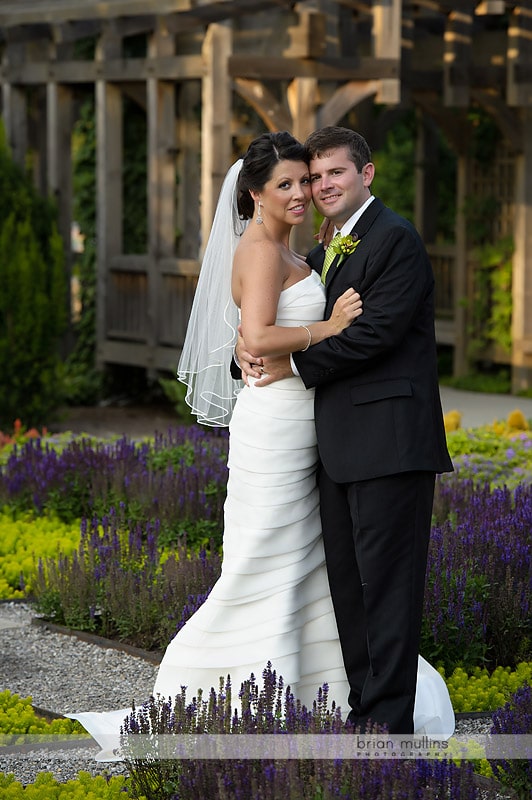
[0,690,83,735]
[0,512,80,598]
[443,662,531,713]
[0,771,134,798]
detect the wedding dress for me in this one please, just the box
[68,271,454,759]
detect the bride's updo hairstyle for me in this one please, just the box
[236,131,308,220]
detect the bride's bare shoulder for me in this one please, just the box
[234,233,283,268]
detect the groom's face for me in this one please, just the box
[309,146,373,227]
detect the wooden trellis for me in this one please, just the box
[1,0,532,390]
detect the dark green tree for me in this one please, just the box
[63,95,101,404]
[0,124,67,428]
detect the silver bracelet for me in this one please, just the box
[300,325,312,352]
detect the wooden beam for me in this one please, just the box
[98,338,187,373]
[0,55,205,84]
[233,78,292,132]
[228,55,399,81]
[507,3,532,107]
[2,24,52,44]
[410,63,506,93]
[316,80,379,127]
[285,9,326,59]
[0,0,294,29]
[444,7,474,107]
[475,1,505,14]
[0,1,193,27]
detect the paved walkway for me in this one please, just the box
[439,386,532,429]
[51,390,532,440]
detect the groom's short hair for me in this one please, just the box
[305,127,372,173]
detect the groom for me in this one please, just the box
[236,126,453,734]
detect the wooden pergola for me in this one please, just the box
[1,0,532,391]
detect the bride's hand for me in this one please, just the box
[328,288,363,334]
[235,326,263,386]
[314,217,334,249]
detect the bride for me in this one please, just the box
[68,132,454,758]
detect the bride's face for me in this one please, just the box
[256,160,311,227]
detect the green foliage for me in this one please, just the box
[0,771,132,798]
[0,689,83,735]
[372,110,457,242]
[0,130,67,427]
[158,378,193,422]
[443,662,531,713]
[0,511,80,599]
[462,195,500,247]
[466,237,513,361]
[489,685,532,800]
[33,519,221,651]
[372,113,416,224]
[422,570,492,670]
[63,96,102,405]
[467,107,502,165]
[445,424,532,489]
[64,91,153,402]
[441,367,511,395]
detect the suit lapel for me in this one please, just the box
[325,198,384,289]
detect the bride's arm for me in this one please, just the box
[233,240,361,358]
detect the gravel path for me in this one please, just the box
[0,602,495,787]
[0,603,158,784]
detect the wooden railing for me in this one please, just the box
[427,244,456,346]
[99,246,459,374]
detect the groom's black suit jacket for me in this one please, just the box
[293,197,453,483]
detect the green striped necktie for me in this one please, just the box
[321,232,341,284]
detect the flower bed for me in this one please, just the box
[0,417,530,673]
[0,413,530,797]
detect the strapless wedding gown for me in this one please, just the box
[68,271,454,759]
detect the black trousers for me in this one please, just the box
[318,468,436,734]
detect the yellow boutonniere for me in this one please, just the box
[332,235,361,257]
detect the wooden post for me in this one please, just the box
[147,18,177,376]
[287,77,318,254]
[47,78,74,342]
[176,81,201,259]
[511,107,532,392]
[414,110,438,244]
[372,0,402,104]
[95,25,123,369]
[201,23,232,256]
[1,43,28,167]
[453,154,469,377]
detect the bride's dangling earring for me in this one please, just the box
[256,200,263,225]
